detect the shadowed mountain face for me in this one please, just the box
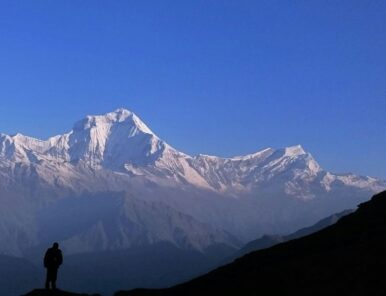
[58,242,234,296]
[116,191,386,296]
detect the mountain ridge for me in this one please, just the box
[0,108,384,257]
[1,108,383,193]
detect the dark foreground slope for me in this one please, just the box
[116,191,386,296]
[225,209,352,263]
[22,289,100,296]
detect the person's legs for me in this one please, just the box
[51,268,58,290]
[45,269,50,289]
[46,267,58,289]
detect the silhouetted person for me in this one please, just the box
[44,242,63,290]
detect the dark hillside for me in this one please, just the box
[22,289,100,296]
[225,208,352,263]
[116,191,386,296]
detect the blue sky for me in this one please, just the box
[0,1,385,178]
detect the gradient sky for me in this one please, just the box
[0,1,385,178]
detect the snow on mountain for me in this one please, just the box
[0,108,385,256]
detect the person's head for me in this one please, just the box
[53,242,59,249]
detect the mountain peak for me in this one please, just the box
[66,109,166,167]
[73,109,154,135]
[114,107,132,113]
[104,108,134,122]
[283,144,306,157]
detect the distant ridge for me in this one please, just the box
[116,191,386,296]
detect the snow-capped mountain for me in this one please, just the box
[0,108,384,256]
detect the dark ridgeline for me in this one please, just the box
[222,208,353,265]
[115,191,386,296]
[22,289,100,296]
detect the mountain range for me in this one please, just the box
[0,108,385,258]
